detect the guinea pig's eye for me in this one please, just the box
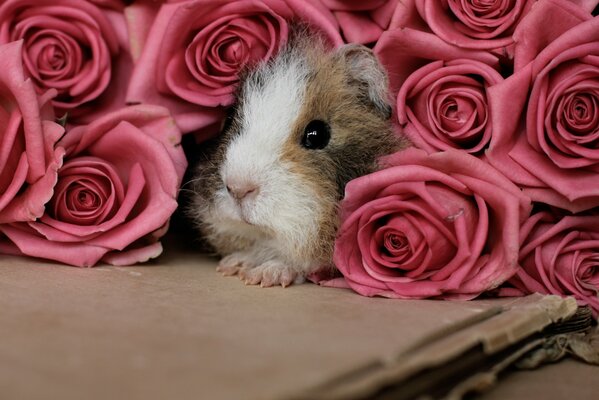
[301,120,330,150]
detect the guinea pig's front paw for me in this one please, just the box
[238,260,306,288]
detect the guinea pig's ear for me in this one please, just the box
[336,44,392,119]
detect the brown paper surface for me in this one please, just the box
[0,243,596,400]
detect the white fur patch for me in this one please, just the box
[210,55,323,266]
[223,58,308,187]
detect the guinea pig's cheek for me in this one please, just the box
[261,167,324,236]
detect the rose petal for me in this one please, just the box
[102,241,163,266]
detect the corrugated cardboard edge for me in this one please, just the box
[291,294,578,400]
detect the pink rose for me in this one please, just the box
[396,59,503,154]
[321,0,399,44]
[332,148,531,299]
[486,13,599,212]
[0,40,64,224]
[389,0,597,56]
[374,27,499,99]
[503,211,599,316]
[0,105,187,267]
[408,0,536,51]
[374,26,500,149]
[0,0,133,122]
[126,0,342,136]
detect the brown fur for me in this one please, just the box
[278,34,406,266]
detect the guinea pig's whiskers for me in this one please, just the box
[180,179,199,189]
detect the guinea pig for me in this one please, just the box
[189,28,406,287]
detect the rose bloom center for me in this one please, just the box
[449,0,515,21]
[73,186,101,210]
[384,231,410,257]
[49,168,119,226]
[219,37,246,67]
[41,45,66,70]
[561,91,598,139]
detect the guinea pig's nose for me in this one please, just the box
[226,181,259,201]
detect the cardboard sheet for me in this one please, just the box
[0,241,596,400]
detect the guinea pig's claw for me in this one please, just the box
[245,274,263,286]
[279,271,295,288]
[216,264,240,276]
[260,280,274,288]
[237,267,253,284]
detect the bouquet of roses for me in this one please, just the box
[327,0,599,316]
[0,0,597,315]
